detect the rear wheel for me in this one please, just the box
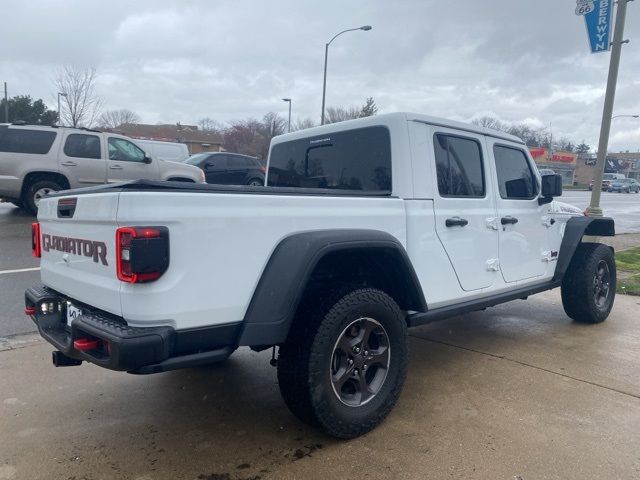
[247,178,263,186]
[561,243,616,324]
[277,288,408,439]
[24,179,64,215]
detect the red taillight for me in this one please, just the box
[116,226,168,283]
[32,222,41,257]
[260,165,266,174]
[24,306,36,315]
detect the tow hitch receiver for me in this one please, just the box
[52,351,83,367]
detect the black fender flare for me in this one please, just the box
[237,229,426,346]
[552,216,615,282]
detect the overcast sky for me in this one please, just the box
[3,0,639,151]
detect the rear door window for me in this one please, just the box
[0,128,57,154]
[434,134,485,197]
[268,126,391,192]
[64,134,101,159]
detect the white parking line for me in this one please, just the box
[0,267,40,276]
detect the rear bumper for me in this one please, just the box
[25,284,239,374]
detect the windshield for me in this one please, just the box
[185,153,209,165]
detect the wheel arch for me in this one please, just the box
[552,216,615,282]
[237,229,426,346]
[21,171,71,198]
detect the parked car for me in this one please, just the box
[186,152,265,185]
[589,172,625,191]
[27,112,615,439]
[132,138,189,163]
[609,178,640,193]
[0,124,204,214]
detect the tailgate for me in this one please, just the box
[37,192,122,316]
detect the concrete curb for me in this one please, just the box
[0,332,42,352]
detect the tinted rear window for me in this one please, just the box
[0,128,57,154]
[267,126,391,192]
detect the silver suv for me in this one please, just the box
[0,124,205,214]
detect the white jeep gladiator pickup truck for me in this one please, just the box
[25,113,616,438]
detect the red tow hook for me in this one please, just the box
[24,306,36,315]
[73,338,99,351]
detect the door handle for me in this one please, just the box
[109,165,123,170]
[445,217,469,227]
[501,216,519,225]
[61,161,77,167]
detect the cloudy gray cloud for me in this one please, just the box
[2,0,639,151]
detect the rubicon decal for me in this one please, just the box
[42,234,108,266]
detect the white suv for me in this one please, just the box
[0,124,204,214]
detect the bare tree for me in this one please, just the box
[292,117,317,131]
[96,109,141,129]
[471,116,507,131]
[198,117,224,133]
[55,65,103,127]
[324,105,361,124]
[325,98,378,124]
[222,112,287,159]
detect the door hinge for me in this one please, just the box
[486,258,500,271]
[485,217,499,231]
[541,216,556,228]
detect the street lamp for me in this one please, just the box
[57,92,67,125]
[320,25,372,125]
[282,98,292,132]
[611,114,639,119]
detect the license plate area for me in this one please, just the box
[66,302,83,327]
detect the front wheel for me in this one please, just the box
[247,178,263,186]
[561,243,616,324]
[277,288,408,439]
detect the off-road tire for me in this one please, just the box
[24,179,64,215]
[561,243,616,324]
[277,288,408,439]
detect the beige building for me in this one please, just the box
[111,123,224,154]
[529,147,576,185]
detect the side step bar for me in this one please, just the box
[408,280,562,327]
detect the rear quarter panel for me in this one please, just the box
[117,191,406,329]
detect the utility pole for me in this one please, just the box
[586,0,632,217]
[3,82,8,123]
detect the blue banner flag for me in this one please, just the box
[580,0,613,54]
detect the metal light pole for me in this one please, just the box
[3,82,8,123]
[282,98,292,132]
[320,25,372,125]
[586,0,632,217]
[57,92,67,126]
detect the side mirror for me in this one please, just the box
[143,155,153,164]
[539,173,562,205]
